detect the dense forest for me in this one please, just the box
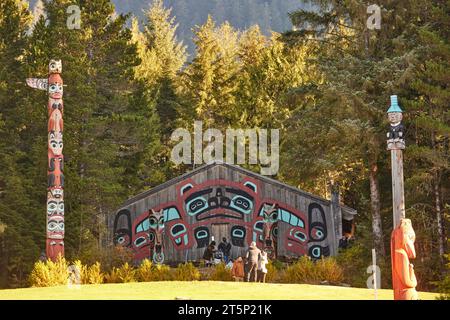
[0,0,448,292]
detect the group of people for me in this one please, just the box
[202,238,269,283]
[202,237,232,266]
[231,241,269,283]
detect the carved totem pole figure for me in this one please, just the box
[386,95,405,150]
[26,60,65,261]
[386,95,418,300]
[391,219,419,300]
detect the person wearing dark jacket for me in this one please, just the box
[245,241,261,282]
[218,237,232,263]
[203,241,216,267]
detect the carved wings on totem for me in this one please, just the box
[26,78,48,91]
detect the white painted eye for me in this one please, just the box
[48,221,57,230]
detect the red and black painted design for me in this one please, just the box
[113,175,330,263]
[27,59,65,261]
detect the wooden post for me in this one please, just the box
[372,248,378,300]
[386,95,405,228]
[330,183,342,256]
[391,150,405,228]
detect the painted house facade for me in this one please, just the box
[109,162,356,264]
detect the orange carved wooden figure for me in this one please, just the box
[391,219,419,300]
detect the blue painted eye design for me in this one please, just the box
[186,197,208,216]
[230,196,252,214]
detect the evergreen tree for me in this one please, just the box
[0,0,38,288]
[283,1,448,281]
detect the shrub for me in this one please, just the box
[29,256,69,287]
[85,262,104,284]
[266,261,280,283]
[315,257,344,284]
[174,262,201,281]
[436,247,450,300]
[282,256,317,284]
[116,262,136,283]
[209,263,233,281]
[151,264,173,281]
[99,246,135,270]
[104,268,121,284]
[281,256,344,285]
[336,243,372,287]
[136,259,154,282]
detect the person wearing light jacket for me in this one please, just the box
[257,250,269,283]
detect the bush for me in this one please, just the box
[266,261,281,283]
[436,247,450,300]
[282,256,343,285]
[136,259,154,282]
[174,262,201,281]
[29,256,69,287]
[104,268,121,284]
[85,262,104,284]
[209,263,233,281]
[116,262,136,283]
[315,257,344,284]
[151,264,173,281]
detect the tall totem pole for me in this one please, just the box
[386,95,419,300]
[26,60,65,261]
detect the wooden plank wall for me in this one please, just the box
[110,164,339,263]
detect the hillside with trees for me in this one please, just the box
[27,0,310,56]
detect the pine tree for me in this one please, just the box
[405,0,450,261]
[0,0,39,288]
[283,1,448,278]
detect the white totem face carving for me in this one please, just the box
[388,112,402,124]
[49,60,62,74]
[47,216,64,239]
[47,191,64,217]
[48,82,63,98]
[49,131,63,155]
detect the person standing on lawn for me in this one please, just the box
[245,241,261,282]
[218,237,232,263]
[231,257,245,281]
[257,250,269,283]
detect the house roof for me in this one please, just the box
[120,161,357,217]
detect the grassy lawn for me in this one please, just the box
[0,281,439,300]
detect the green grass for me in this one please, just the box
[0,281,439,300]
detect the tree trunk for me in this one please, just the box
[434,171,445,260]
[431,126,445,260]
[369,163,385,257]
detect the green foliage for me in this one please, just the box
[150,264,173,281]
[282,256,344,285]
[1,0,447,290]
[336,244,372,288]
[136,259,154,282]
[266,260,281,283]
[173,262,201,281]
[115,263,137,283]
[85,262,104,285]
[136,259,174,282]
[209,263,233,281]
[104,268,121,284]
[29,256,69,287]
